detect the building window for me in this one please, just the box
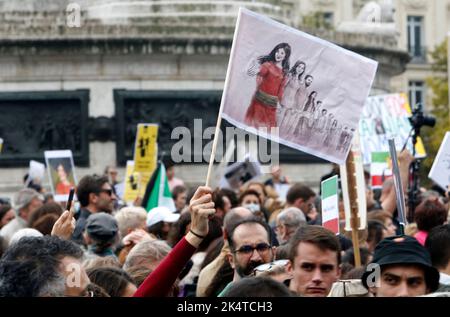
[408,81,426,110]
[322,12,334,28]
[407,16,426,62]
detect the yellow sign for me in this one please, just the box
[133,124,158,173]
[123,161,153,203]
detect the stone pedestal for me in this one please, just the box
[0,0,409,199]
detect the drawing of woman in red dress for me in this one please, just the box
[244,43,291,129]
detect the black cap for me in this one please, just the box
[85,212,118,242]
[362,235,440,292]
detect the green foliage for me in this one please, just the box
[422,40,449,186]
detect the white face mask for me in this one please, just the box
[74,201,81,213]
[244,203,260,213]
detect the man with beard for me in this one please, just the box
[72,175,117,246]
[218,217,274,296]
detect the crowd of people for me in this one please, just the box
[0,151,449,298]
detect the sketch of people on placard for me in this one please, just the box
[315,108,328,136]
[336,126,349,152]
[310,100,323,129]
[294,90,317,137]
[304,99,322,141]
[343,128,355,152]
[278,61,306,131]
[285,74,314,135]
[298,75,314,109]
[324,119,338,147]
[244,43,292,129]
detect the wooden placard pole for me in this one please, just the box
[205,116,224,188]
[205,10,243,187]
[345,150,362,267]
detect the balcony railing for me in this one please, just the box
[408,45,427,64]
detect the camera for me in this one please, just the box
[409,103,436,130]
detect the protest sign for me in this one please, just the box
[219,8,378,166]
[274,183,291,202]
[133,124,158,173]
[123,161,139,203]
[26,160,46,187]
[220,154,262,190]
[370,151,392,189]
[123,161,152,204]
[321,175,339,234]
[44,150,77,202]
[428,132,450,190]
[359,93,426,164]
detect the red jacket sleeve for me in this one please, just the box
[133,237,197,297]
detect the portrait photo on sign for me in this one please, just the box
[221,8,378,164]
[44,150,77,202]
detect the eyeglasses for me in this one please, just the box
[233,243,271,255]
[99,189,112,196]
[253,259,290,275]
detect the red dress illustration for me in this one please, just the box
[245,62,286,129]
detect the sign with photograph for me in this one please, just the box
[44,150,77,202]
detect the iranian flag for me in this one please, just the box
[321,175,339,235]
[371,152,392,189]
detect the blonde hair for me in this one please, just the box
[115,206,147,238]
[123,239,171,271]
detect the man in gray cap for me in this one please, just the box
[83,212,119,258]
[0,188,43,245]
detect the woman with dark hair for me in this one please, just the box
[367,220,386,253]
[279,61,306,129]
[54,162,74,195]
[86,267,137,297]
[414,197,448,246]
[27,202,63,235]
[245,43,292,129]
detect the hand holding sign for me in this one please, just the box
[187,186,215,247]
[51,201,76,240]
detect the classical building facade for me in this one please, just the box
[0,0,411,197]
[298,0,450,112]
